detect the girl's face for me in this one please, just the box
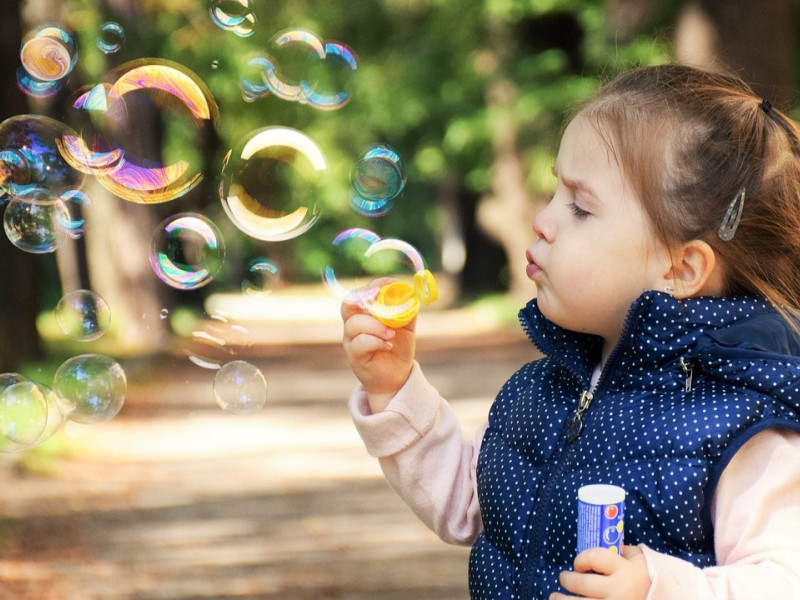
[526,116,672,357]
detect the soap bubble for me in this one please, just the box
[349,144,405,216]
[97,21,125,54]
[55,289,111,341]
[0,380,48,447]
[242,257,280,296]
[187,310,249,370]
[262,29,326,104]
[213,360,267,415]
[302,41,359,111]
[0,114,86,201]
[0,149,30,202]
[220,127,326,241]
[31,383,66,445]
[20,25,78,82]
[16,67,64,98]
[239,55,272,103]
[53,354,127,424]
[59,59,219,204]
[0,374,62,450]
[321,228,383,299]
[57,187,92,239]
[0,374,66,451]
[322,230,435,325]
[3,187,72,254]
[150,212,226,290]
[209,0,256,37]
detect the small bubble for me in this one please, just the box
[53,354,127,424]
[3,187,72,254]
[20,25,78,82]
[97,21,125,54]
[55,289,111,342]
[242,257,280,296]
[213,360,267,415]
[349,144,406,217]
[150,213,226,290]
[0,374,49,448]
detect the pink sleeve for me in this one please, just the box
[350,361,485,546]
[641,427,800,600]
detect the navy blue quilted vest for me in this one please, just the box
[469,292,800,599]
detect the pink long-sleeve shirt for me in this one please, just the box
[350,362,800,600]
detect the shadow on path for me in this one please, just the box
[0,330,536,599]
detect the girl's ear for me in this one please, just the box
[664,240,724,299]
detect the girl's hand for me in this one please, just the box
[341,280,417,402]
[550,545,650,600]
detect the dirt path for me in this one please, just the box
[0,332,536,599]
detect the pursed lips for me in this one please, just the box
[525,250,542,280]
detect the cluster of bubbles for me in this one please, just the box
[0,285,125,449]
[239,29,358,111]
[0,8,427,426]
[0,352,126,453]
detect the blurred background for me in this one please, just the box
[0,0,797,598]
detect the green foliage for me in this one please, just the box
[60,0,673,289]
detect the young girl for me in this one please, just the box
[341,64,800,599]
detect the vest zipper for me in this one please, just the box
[680,357,694,392]
[564,390,594,442]
[518,300,647,598]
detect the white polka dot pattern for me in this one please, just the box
[468,292,800,599]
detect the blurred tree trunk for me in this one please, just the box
[675,0,796,107]
[475,20,538,303]
[75,0,171,353]
[0,0,43,373]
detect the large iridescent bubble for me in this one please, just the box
[57,59,219,204]
[220,127,326,241]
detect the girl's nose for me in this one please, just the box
[532,204,553,242]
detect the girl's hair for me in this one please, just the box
[578,63,800,311]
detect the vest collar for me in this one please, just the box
[518,291,777,390]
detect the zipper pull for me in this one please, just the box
[679,357,694,393]
[565,390,594,442]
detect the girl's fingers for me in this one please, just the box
[343,313,396,343]
[573,547,622,575]
[347,331,394,360]
[559,570,608,598]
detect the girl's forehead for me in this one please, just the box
[558,117,620,173]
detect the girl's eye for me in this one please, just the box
[568,202,591,219]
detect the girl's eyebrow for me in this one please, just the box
[552,164,599,200]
